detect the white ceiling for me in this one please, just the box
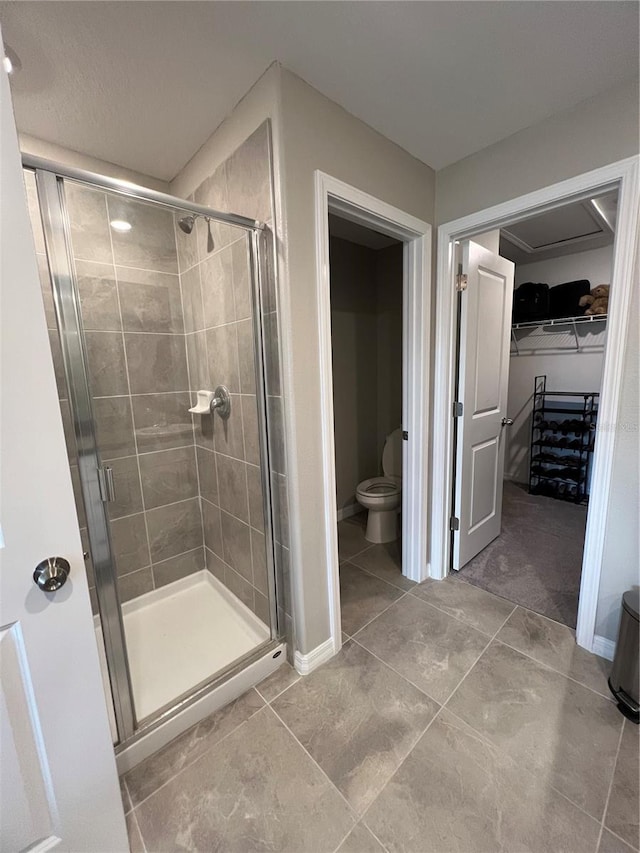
[1,2,637,181]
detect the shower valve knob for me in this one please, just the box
[33,557,71,592]
[210,385,231,418]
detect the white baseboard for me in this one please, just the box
[592,634,616,661]
[337,503,361,522]
[294,637,336,675]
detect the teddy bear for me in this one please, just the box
[579,284,610,316]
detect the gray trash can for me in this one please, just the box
[608,588,639,724]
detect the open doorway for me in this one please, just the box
[451,192,616,629]
[311,172,431,667]
[432,157,638,657]
[328,215,408,636]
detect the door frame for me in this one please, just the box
[431,156,639,655]
[314,171,431,654]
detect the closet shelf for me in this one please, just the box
[511,313,607,355]
[511,314,607,331]
[529,375,598,505]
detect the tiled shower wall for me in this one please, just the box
[25,122,287,636]
[175,121,291,638]
[26,172,206,612]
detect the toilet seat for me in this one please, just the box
[356,476,401,497]
[354,428,403,544]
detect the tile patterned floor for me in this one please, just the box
[121,518,638,852]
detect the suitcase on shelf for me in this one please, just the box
[512,282,549,323]
[548,279,591,319]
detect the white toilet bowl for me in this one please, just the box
[355,428,403,544]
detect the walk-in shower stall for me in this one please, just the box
[24,158,284,763]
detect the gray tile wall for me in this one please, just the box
[26,125,288,643]
[178,121,291,639]
[26,171,206,612]
[177,204,271,626]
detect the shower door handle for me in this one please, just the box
[97,465,116,502]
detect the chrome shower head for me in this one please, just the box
[178,215,195,235]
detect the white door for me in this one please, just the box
[0,64,128,851]
[452,241,515,570]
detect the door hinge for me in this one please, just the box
[453,401,463,417]
[456,273,468,292]
[97,465,116,503]
[449,516,460,531]
[402,430,408,441]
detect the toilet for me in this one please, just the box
[356,428,403,544]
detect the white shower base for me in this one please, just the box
[97,569,270,733]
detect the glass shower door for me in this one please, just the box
[29,167,278,743]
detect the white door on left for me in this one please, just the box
[452,240,515,571]
[0,55,128,851]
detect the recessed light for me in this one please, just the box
[110,220,132,233]
[3,45,22,75]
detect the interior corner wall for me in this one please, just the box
[279,68,435,655]
[169,64,281,199]
[435,80,639,225]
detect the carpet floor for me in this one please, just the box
[458,481,587,628]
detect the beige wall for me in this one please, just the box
[330,237,379,510]
[330,237,403,511]
[375,244,404,455]
[436,80,639,225]
[280,68,436,653]
[595,260,639,642]
[20,133,168,192]
[437,81,639,643]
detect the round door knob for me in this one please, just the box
[501,417,514,426]
[33,557,71,592]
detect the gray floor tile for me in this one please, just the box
[497,606,611,697]
[120,775,131,814]
[413,576,514,635]
[338,515,370,560]
[125,811,145,853]
[256,662,301,702]
[365,709,601,853]
[135,706,356,852]
[447,640,623,820]
[350,542,415,591]
[599,828,638,853]
[337,821,386,853]
[605,720,640,849]
[340,563,404,636]
[124,689,264,806]
[355,595,489,703]
[272,640,438,814]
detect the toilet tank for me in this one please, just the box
[382,428,403,478]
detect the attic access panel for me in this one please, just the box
[501,199,614,256]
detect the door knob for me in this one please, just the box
[33,557,71,592]
[501,417,514,426]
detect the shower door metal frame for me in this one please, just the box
[28,156,282,749]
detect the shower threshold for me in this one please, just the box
[96,569,270,735]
